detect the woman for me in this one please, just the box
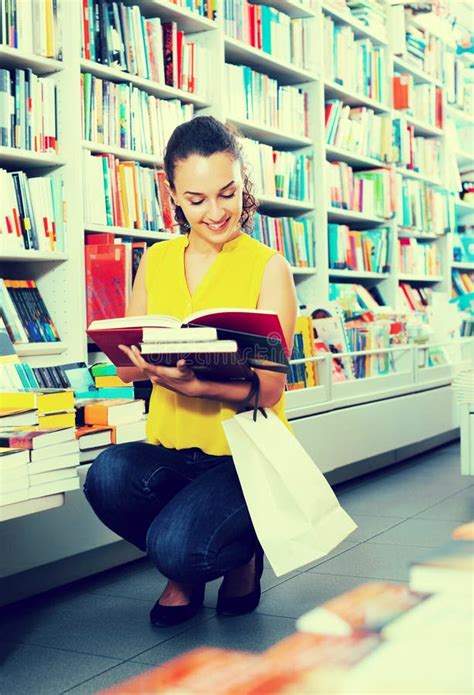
[84,116,297,627]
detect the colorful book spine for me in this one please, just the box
[2,279,61,344]
[327,163,394,218]
[398,238,441,277]
[328,224,390,273]
[0,0,62,58]
[395,174,455,235]
[325,100,393,163]
[252,213,316,268]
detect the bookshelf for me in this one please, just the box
[1,0,474,603]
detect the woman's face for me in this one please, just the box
[171,152,244,246]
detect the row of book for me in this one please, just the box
[324,19,387,104]
[393,117,442,179]
[223,1,314,72]
[393,75,444,129]
[0,0,61,59]
[82,151,175,231]
[325,100,392,163]
[81,74,194,156]
[225,63,308,137]
[163,0,217,20]
[0,68,57,152]
[444,53,474,115]
[0,169,65,253]
[288,316,318,390]
[452,230,474,264]
[394,176,455,236]
[326,163,394,219]
[252,213,315,269]
[81,4,210,97]
[0,278,60,345]
[328,224,390,274]
[347,0,387,35]
[403,23,444,82]
[241,138,314,202]
[398,238,441,277]
[452,270,474,297]
[398,282,432,312]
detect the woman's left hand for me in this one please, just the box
[118,345,205,398]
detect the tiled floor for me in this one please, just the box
[1,441,472,695]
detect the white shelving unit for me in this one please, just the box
[1,0,474,604]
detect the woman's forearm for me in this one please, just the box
[197,370,286,409]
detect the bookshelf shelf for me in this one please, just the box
[224,36,317,85]
[395,168,442,187]
[456,150,474,166]
[398,274,443,283]
[446,105,474,126]
[0,147,66,169]
[0,47,64,75]
[455,199,474,215]
[0,493,65,523]
[84,224,177,241]
[329,269,389,280]
[397,229,442,241]
[82,141,161,167]
[256,0,317,19]
[135,0,216,33]
[452,261,474,271]
[392,55,442,87]
[320,1,388,46]
[1,251,69,262]
[290,267,317,276]
[225,117,312,148]
[403,115,443,138]
[15,342,68,357]
[80,60,210,108]
[324,80,391,114]
[327,207,389,226]
[325,145,386,169]
[257,194,314,213]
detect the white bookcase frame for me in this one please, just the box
[1,0,474,601]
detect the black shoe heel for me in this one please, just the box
[150,584,205,627]
[216,542,264,616]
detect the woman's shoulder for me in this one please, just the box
[146,235,187,261]
[236,232,277,261]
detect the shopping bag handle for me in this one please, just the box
[237,372,268,422]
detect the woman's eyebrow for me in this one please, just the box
[184,180,235,195]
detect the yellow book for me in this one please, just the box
[118,165,130,228]
[296,316,318,388]
[13,410,76,430]
[45,0,54,57]
[94,375,131,388]
[0,390,74,415]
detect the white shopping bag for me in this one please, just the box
[222,409,357,577]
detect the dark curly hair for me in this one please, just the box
[163,116,258,234]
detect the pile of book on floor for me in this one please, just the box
[76,398,146,464]
[101,522,473,694]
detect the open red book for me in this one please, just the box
[86,308,289,381]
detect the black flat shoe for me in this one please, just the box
[216,542,264,616]
[150,584,205,627]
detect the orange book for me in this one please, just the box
[452,522,474,540]
[84,399,145,426]
[393,74,413,111]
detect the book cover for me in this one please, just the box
[84,243,128,325]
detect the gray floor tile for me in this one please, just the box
[308,541,425,582]
[82,558,166,601]
[64,661,150,694]
[131,613,295,667]
[346,515,406,542]
[0,591,214,660]
[204,563,300,609]
[0,641,120,695]
[367,517,464,547]
[414,487,474,521]
[255,571,372,619]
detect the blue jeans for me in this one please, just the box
[83,443,258,583]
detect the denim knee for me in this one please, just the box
[83,443,138,511]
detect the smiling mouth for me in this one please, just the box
[206,217,230,231]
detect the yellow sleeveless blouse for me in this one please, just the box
[145,232,289,456]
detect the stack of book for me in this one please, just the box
[347,0,387,35]
[82,153,174,231]
[328,224,390,273]
[403,23,444,82]
[0,170,66,253]
[0,279,60,346]
[398,238,441,277]
[325,100,393,162]
[398,283,433,312]
[223,1,314,72]
[327,163,394,218]
[81,6,211,97]
[77,398,146,464]
[225,64,309,136]
[324,18,387,103]
[60,362,134,400]
[252,214,316,269]
[0,390,76,430]
[0,68,58,152]
[240,138,314,201]
[444,52,474,114]
[81,75,194,157]
[0,427,80,510]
